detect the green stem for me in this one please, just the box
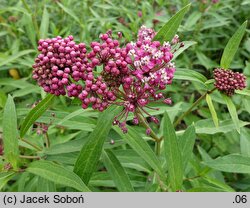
[44,133,50,148]
[19,155,41,159]
[21,138,42,151]
[174,88,217,128]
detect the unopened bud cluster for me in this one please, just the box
[214,68,246,96]
[33,26,182,133]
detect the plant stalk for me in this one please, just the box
[174,88,216,127]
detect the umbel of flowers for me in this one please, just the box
[214,68,246,96]
[32,26,182,133]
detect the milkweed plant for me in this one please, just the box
[0,0,250,192]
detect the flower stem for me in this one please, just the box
[136,110,162,143]
[174,88,216,127]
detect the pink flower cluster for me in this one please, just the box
[33,26,180,133]
[214,68,246,96]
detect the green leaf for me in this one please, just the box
[3,95,19,168]
[174,68,207,86]
[204,154,250,174]
[203,177,235,192]
[163,111,183,191]
[0,50,35,68]
[173,41,197,60]
[113,126,165,179]
[40,6,49,39]
[222,94,240,133]
[153,4,191,43]
[73,106,120,184]
[102,149,134,192]
[0,90,7,108]
[37,177,56,192]
[27,160,90,192]
[240,128,250,157]
[192,119,249,135]
[20,94,54,138]
[57,2,84,28]
[178,124,196,170]
[220,21,247,69]
[206,94,219,128]
[235,89,250,96]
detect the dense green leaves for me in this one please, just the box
[153,4,191,43]
[27,160,90,191]
[220,21,247,69]
[0,172,16,190]
[0,50,35,68]
[73,106,120,184]
[102,149,134,192]
[20,94,55,137]
[163,111,183,191]
[3,95,19,168]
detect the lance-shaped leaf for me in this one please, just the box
[27,160,90,192]
[163,111,183,191]
[220,21,247,69]
[113,126,165,180]
[74,106,120,184]
[20,94,54,138]
[222,94,240,133]
[153,4,191,43]
[206,94,219,128]
[102,149,134,192]
[40,6,49,39]
[204,154,250,174]
[178,124,196,171]
[3,95,19,168]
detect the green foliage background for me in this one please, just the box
[0,0,250,192]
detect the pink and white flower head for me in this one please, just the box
[33,26,181,133]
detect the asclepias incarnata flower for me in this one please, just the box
[32,26,183,133]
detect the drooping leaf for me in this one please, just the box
[174,68,207,86]
[153,4,191,43]
[102,149,134,192]
[3,95,19,168]
[113,126,165,180]
[178,124,196,170]
[20,94,55,138]
[204,154,250,174]
[163,111,183,191]
[222,94,240,133]
[27,160,90,192]
[73,106,120,184]
[206,94,219,128]
[220,21,247,69]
